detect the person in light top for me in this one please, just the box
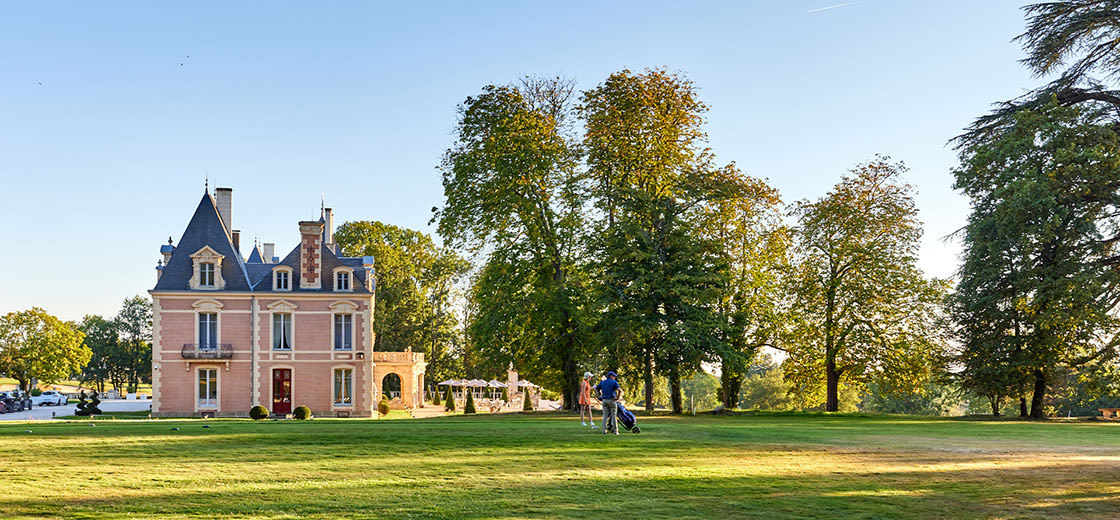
[579,372,595,427]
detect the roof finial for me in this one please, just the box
[205,169,209,192]
[321,192,325,217]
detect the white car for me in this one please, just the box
[31,391,67,406]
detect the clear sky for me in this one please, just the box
[0,1,1036,322]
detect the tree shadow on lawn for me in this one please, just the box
[4,458,1118,520]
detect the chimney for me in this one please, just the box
[231,230,241,254]
[214,187,233,236]
[299,220,325,289]
[160,236,175,266]
[362,256,375,291]
[262,243,275,264]
[323,208,334,251]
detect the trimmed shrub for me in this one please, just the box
[523,391,533,412]
[30,388,42,397]
[293,406,311,420]
[74,391,90,416]
[501,387,509,402]
[464,391,476,414]
[378,395,391,417]
[444,387,455,412]
[432,386,441,406]
[87,393,103,415]
[249,405,269,420]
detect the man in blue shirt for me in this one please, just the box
[594,371,623,435]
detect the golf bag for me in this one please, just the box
[616,402,640,434]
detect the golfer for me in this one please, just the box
[579,372,595,427]
[595,371,622,435]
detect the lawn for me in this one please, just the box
[1,412,1117,519]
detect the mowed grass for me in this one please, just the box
[1,413,1118,519]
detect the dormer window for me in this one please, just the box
[200,263,215,287]
[274,268,291,291]
[189,246,225,290]
[334,268,353,292]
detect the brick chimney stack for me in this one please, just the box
[299,220,325,289]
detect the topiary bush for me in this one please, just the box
[522,391,533,412]
[293,405,311,420]
[378,395,391,417]
[444,386,455,412]
[250,405,269,420]
[30,388,42,397]
[501,387,509,402]
[432,386,441,406]
[86,392,103,415]
[74,391,90,416]
[464,390,476,414]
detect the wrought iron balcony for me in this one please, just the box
[182,343,233,359]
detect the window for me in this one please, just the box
[272,313,292,350]
[198,313,217,349]
[198,369,217,408]
[335,271,351,291]
[274,270,290,291]
[334,368,353,405]
[200,262,215,287]
[333,314,352,350]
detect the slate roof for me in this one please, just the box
[154,190,374,295]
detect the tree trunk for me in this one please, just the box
[1019,396,1028,418]
[989,395,1001,416]
[1030,370,1047,419]
[669,368,683,414]
[643,350,655,411]
[720,365,741,410]
[16,378,28,393]
[825,356,840,412]
[560,340,579,411]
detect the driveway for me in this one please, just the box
[0,399,153,421]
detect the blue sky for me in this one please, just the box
[0,2,1035,321]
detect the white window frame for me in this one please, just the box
[332,313,353,350]
[334,268,354,292]
[198,312,219,350]
[273,267,292,291]
[200,263,215,287]
[333,367,354,407]
[272,312,293,350]
[197,367,219,410]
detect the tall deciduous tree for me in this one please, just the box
[334,221,469,382]
[435,77,591,410]
[580,68,735,413]
[115,295,152,392]
[701,175,790,409]
[77,315,118,393]
[953,101,1120,418]
[785,158,947,412]
[0,308,90,391]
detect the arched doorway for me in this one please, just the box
[382,373,402,400]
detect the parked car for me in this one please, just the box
[31,391,66,406]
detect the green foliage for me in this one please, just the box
[438,77,591,410]
[522,390,533,411]
[86,392,102,415]
[249,405,269,420]
[30,388,42,397]
[114,296,152,391]
[785,158,947,411]
[681,371,720,411]
[293,406,311,420]
[952,101,1120,418]
[581,69,740,413]
[443,387,455,412]
[859,381,963,416]
[738,358,794,411]
[378,395,391,417]
[334,221,468,383]
[464,390,476,414]
[432,386,441,406]
[0,307,91,392]
[501,387,509,402]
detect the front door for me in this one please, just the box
[272,369,292,414]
